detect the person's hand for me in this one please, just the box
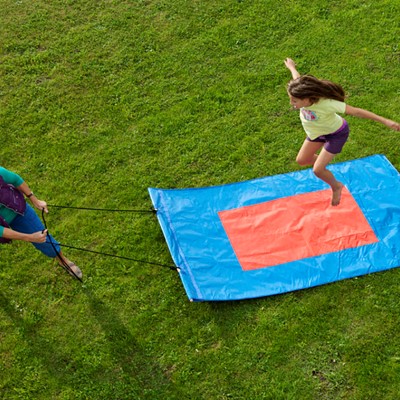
[29,229,48,243]
[31,197,48,213]
[385,120,400,131]
[284,58,300,79]
[284,58,296,70]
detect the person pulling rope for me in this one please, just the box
[0,166,83,280]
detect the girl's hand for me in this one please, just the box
[284,58,296,70]
[284,58,301,79]
[385,120,400,131]
[29,230,48,243]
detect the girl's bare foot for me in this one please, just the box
[331,182,344,206]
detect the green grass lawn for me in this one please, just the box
[1,0,400,398]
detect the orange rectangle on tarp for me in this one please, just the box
[218,187,378,270]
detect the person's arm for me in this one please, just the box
[284,58,301,79]
[2,227,48,243]
[0,166,49,212]
[345,105,400,131]
[16,182,48,213]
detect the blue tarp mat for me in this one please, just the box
[149,155,400,301]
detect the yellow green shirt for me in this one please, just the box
[299,98,346,140]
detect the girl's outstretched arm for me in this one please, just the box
[345,105,400,131]
[284,58,301,79]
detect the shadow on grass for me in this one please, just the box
[0,290,183,399]
[0,292,78,394]
[81,287,185,399]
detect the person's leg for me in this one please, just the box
[313,148,344,206]
[296,139,324,166]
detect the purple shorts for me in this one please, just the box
[306,120,349,154]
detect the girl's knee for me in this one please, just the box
[296,155,312,166]
[313,165,325,178]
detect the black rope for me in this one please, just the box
[41,207,178,272]
[56,243,178,271]
[47,204,157,214]
[41,210,83,282]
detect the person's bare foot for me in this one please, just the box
[331,182,344,206]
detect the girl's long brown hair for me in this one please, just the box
[287,75,346,103]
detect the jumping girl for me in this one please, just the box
[284,58,400,206]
